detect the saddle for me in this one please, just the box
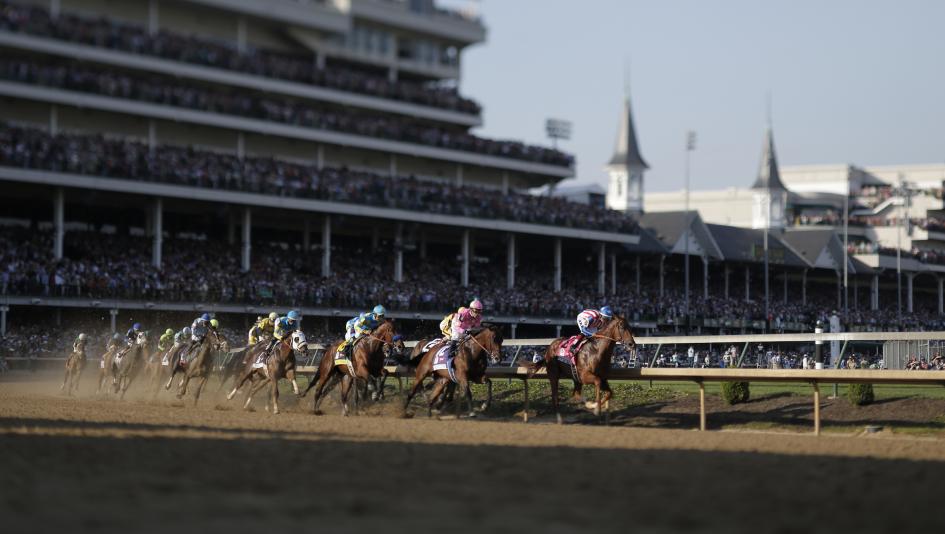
[431,345,457,383]
[556,335,587,366]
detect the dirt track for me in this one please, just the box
[2,373,945,533]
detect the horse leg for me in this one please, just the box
[243,375,269,410]
[403,375,425,414]
[591,376,603,418]
[339,375,353,417]
[177,373,191,399]
[227,369,254,400]
[479,378,492,412]
[427,379,448,418]
[192,375,208,407]
[461,379,474,417]
[270,374,280,415]
[550,367,562,425]
[286,368,300,397]
[601,378,613,425]
[311,372,333,415]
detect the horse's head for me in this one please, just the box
[211,330,229,352]
[290,331,308,355]
[384,334,407,361]
[135,331,148,347]
[603,315,636,348]
[469,323,504,365]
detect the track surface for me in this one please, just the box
[2,374,945,533]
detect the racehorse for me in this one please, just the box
[111,331,150,400]
[403,324,503,418]
[226,331,307,414]
[60,346,87,396]
[529,315,636,424]
[301,320,399,416]
[167,329,229,406]
[96,345,118,395]
[146,344,177,398]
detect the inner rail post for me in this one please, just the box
[697,379,706,431]
[812,381,821,436]
[522,377,529,423]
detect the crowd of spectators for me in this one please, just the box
[0,56,572,166]
[846,242,945,266]
[4,227,945,333]
[0,0,481,115]
[0,123,628,232]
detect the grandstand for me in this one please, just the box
[0,0,943,349]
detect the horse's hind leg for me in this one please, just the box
[243,376,270,410]
[227,369,254,400]
[177,374,191,399]
[192,375,209,407]
[600,378,613,425]
[339,375,353,417]
[270,377,280,414]
[403,376,425,414]
[549,367,563,425]
[426,379,448,418]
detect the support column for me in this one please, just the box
[148,119,157,153]
[227,213,235,245]
[148,0,159,35]
[321,215,331,278]
[510,323,517,339]
[456,164,464,187]
[236,132,245,160]
[703,257,709,300]
[49,105,58,134]
[802,269,808,305]
[236,15,247,53]
[419,230,427,260]
[109,309,118,333]
[745,265,751,302]
[302,219,311,252]
[53,187,64,260]
[394,223,404,283]
[597,244,605,296]
[553,238,562,293]
[724,264,730,299]
[610,254,617,297]
[659,255,665,298]
[316,145,324,170]
[938,277,943,315]
[555,325,561,337]
[783,269,788,304]
[371,227,380,251]
[501,171,509,195]
[0,305,8,337]
[907,273,915,313]
[635,255,641,294]
[506,233,516,290]
[241,207,251,272]
[50,0,60,19]
[871,274,879,311]
[837,271,843,310]
[151,198,163,268]
[389,154,397,177]
[461,230,470,287]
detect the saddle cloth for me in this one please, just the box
[421,338,444,354]
[432,346,457,383]
[556,335,586,366]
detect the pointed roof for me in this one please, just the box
[608,96,648,169]
[751,127,786,191]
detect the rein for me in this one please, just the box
[467,331,498,360]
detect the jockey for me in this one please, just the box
[173,327,191,347]
[577,306,613,336]
[249,312,278,345]
[158,328,174,352]
[209,318,220,332]
[447,299,483,356]
[106,333,122,352]
[439,307,466,339]
[125,323,143,344]
[73,333,87,356]
[258,310,301,363]
[340,306,386,357]
[247,316,263,345]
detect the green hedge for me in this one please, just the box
[721,381,750,405]
[846,383,874,406]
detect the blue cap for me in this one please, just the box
[133,323,142,330]
[287,310,301,321]
[373,305,386,316]
[201,313,211,321]
[600,306,613,318]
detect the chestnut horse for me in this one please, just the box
[403,324,503,417]
[111,331,149,400]
[301,320,398,416]
[226,331,307,415]
[167,329,229,406]
[60,346,87,396]
[529,315,636,424]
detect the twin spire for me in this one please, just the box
[608,96,648,169]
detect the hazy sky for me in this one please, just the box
[457,0,945,193]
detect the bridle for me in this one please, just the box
[466,329,501,363]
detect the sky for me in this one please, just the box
[455,0,945,193]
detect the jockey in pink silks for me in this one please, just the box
[448,299,484,356]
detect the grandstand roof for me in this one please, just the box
[781,228,855,272]
[639,211,723,259]
[705,224,807,267]
[607,96,648,169]
[622,225,669,254]
[751,127,787,191]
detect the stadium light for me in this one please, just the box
[683,131,696,334]
[545,118,572,150]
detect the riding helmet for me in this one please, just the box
[600,306,613,318]
[373,305,386,316]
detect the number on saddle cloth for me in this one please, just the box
[557,336,586,366]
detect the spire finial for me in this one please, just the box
[623,58,632,100]
[765,91,773,129]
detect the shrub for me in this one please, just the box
[846,383,874,406]
[721,381,750,405]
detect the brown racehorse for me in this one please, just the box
[301,320,398,416]
[403,324,503,418]
[529,315,636,424]
[96,344,119,395]
[111,331,149,400]
[60,347,86,396]
[168,329,228,406]
[226,331,307,415]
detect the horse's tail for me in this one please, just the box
[526,341,558,378]
[404,342,428,368]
